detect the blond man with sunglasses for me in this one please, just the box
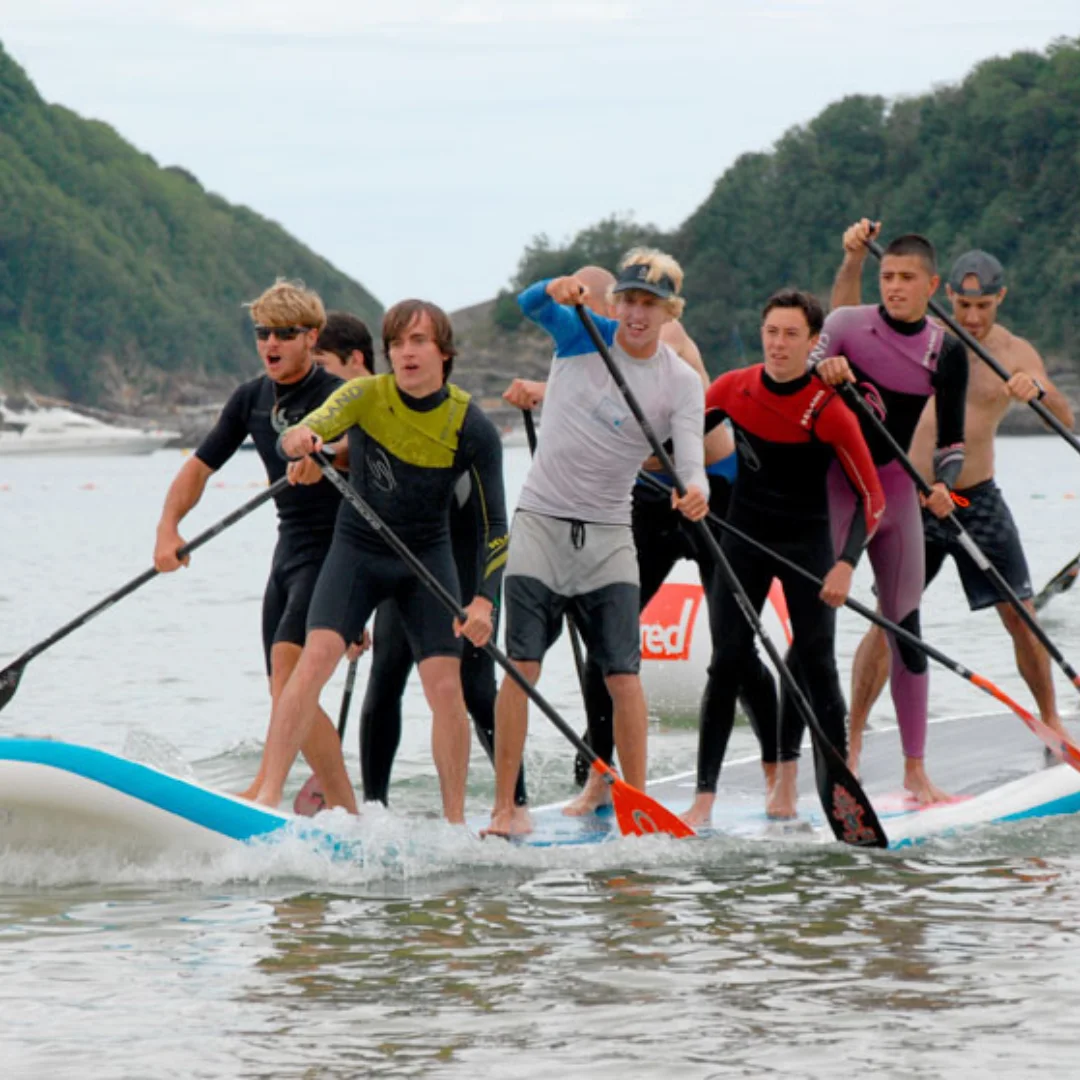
[152,278,357,812]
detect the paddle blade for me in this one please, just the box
[1034,559,1080,611]
[811,743,888,848]
[596,762,696,839]
[293,774,327,817]
[0,664,23,713]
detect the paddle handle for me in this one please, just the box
[864,238,1079,453]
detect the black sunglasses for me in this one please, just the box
[254,325,311,342]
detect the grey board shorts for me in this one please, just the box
[504,509,640,676]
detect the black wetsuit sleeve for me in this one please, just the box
[194,384,252,470]
[931,335,968,489]
[459,405,509,603]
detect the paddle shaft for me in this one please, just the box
[865,238,1080,455]
[337,658,358,740]
[834,380,1080,689]
[0,475,289,691]
[636,468,1080,766]
[313,455,606,769]
[575,305,886,847]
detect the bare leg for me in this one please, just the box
[484,660,540,837]
[999,600,1067,737]
[240,642,357,812]
[848,623,890,773]
[417,655,471,824]
[252,630,346,808]
[765,761,799,819]
[762,761,777,796]
[566,672,647,816]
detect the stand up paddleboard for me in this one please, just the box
[1,711,1077,861]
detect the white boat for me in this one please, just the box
[0,400,178,456]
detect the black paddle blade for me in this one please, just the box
[573,729,593,788]
[1034,559,1080,612]
[811,742,888,848]
[0,664,23,713]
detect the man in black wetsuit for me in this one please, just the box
[253,300,509,823]
[153,278,357,811]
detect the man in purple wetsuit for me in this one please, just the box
[813,231,968,805]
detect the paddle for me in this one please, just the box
[310,452,694,840]
[292,657,358,816]
[575,304,887,848]
[637,469,1080,772]
[1034,551,1080,613]
[520,409,596,786]
[863,237,1080,456]
[0,476,290,713]
[832,378,1080,696]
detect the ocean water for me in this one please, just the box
[3,437,1080,1078]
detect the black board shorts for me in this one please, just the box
[923,478,1033,611]
[306,535,463,661]
[261,556,325,673]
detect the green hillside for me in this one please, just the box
[0,43,381,406]
[498,37,1080,375]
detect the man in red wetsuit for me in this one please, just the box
[683,288,885,826]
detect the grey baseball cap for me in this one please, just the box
[948,250,1005,295]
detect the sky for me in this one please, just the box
[2,1,1079,312]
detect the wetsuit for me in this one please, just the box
[359,472,528,806]
[578,448,778,774]
[696,366,884,794]
[812,304,967,760]
[291,373,509,660]
[195,365,342,671]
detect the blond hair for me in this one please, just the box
[247,278,326,330]
[610,248,686,319]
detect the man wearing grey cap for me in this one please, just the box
[837,222,1075,752]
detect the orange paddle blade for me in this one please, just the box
[592,761,696,839]
[971,673,1080,771]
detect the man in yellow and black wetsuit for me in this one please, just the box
[251,300,508,823]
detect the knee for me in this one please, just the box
[604,672,642,705]
[891,611,928,675]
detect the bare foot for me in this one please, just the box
[903,757,950,805]
[765,761,798,819]
[681,793,714,829]
[481,806,532,838]
[562,771,611,817]
[510,805,533,833]
[847,734,862,777]
[1043,714,1070,740]
[236,783,259,802]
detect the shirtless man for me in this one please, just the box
[487,249,709,836]
[836,225,1075,761]
[504,266,777,813]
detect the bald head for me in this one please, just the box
[575,265,616,317]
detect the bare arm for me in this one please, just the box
[660,321,708,390]
[154,455,214,571]
[1007,338,1075,429]
[830,218,880,310]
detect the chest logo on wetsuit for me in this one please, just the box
[367,447,397,491]
[857,381,887,422]
[734,430,761,472]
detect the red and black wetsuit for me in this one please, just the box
[697,365,884,794]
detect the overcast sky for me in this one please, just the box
[2,2,1078,311]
